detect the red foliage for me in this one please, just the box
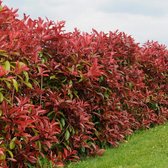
[0,1,167,167]
[0,65,7,77]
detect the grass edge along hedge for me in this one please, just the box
[67,122,168,168]
[0,1,167,167]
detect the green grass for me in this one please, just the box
[67,123,168,168]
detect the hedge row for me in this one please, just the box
[0,2,168,167]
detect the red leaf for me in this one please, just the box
[87,58,103,78]
[0,66,7,77]
[96,149,105,156]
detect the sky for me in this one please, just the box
[2,0,168,46]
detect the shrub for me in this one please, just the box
[0,1,167,167]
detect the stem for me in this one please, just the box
[11,88,15,105]
[40,74,43,106]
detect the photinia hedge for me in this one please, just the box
[0,1,168,167]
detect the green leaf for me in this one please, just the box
[128,82,134,89]
[7,150,13,158]
[50,75,56,80]
[69,80,73,86]
[23,81,33,89]
[12,79,18,92]
[65,130,70,141]
[71,127,75,135]
[3,61,10,71]
[32,79,40,87]
[0,109,2,117]
[78,74,84,82]
[73,90,79,98]
[0,92,4,103]
[18,61,26,68]
[68,89,73,99]
[23,71,29,82]
[17,75,23,81]
[0,153,6,160]
[36,141,42,151]
[0,5,3,12]
[99,76,104,83]
[61,118,65,127]
[69,126,75,135]
[81,147,86,153]
[0,50,8,58]
[4,80,11,89]
[9,137,17,150]
[0,88,5,92]
[150,103,159,110]
[32,128,39,137]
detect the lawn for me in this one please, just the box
[67,123,168,168]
